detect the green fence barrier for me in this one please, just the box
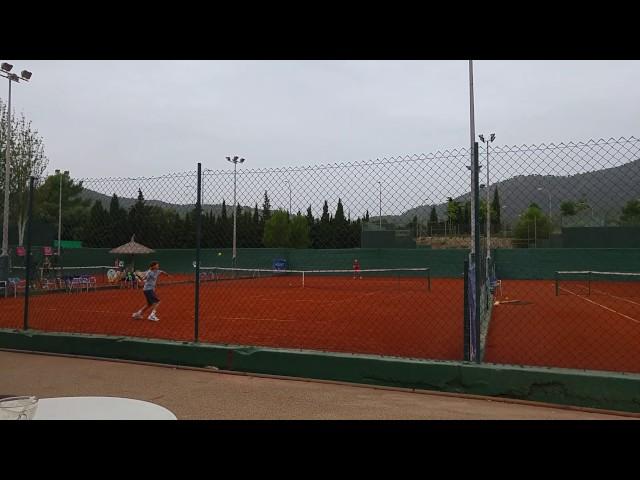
[493,248,640,279]
[40,247,469,278]
[11,246,640,281]
[562,227,640,248]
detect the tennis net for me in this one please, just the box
[198,266,431,290]
[555,270,640,298]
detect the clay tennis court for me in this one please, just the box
[484,279,640,373]
[2,275,639,373]
[0,275,463,360]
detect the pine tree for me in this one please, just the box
[321,201,330,223]
[317,200,331,248]
[220,200,227,221]
[262,191,271,221]
[128,189,148,244]
[305,206,314,227]
[219,200,231,247]
[85,201,110,247]
[252,203,262,247]
[334,198,346,223]
[109,194,128,246]
[333,198,348,247]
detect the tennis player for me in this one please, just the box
[132,261,170,322]
[353,258,362,279]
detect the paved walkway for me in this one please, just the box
[0,350,635,419]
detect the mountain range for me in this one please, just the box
[395,158,640,225]
[80,158,640,226]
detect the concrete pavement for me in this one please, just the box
[0,350,635,419]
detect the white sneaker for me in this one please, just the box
[132,312,142,319]
[148,313,159,322]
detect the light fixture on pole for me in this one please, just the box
[479,133,495,282]
[55,170,69,258]
[1,62,32,281]
[226,156,245,268]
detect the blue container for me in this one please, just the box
[272,258,288,270]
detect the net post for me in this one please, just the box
[588,271,591,296]
[555,271,559,296]
[427,268,431,291]
[302,271,305,288]
[23,176,35,331]
[194,163,202,343]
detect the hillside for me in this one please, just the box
[79,157,640,226]
[396,158,640,225]
[79,189,255,217]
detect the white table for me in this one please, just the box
[33,396,177,420]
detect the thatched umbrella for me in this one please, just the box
[109,235,155,270]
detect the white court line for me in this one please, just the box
[559,287,640,324]
[43,307,136,315]
[590,287,640,307]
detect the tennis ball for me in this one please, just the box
[218,252,222,256]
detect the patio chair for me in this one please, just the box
[69,277,85,293]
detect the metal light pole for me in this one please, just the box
[468,60,477,257]
[55,170,69,257]
[1,72,12,260]
[479,133,495,281]
[226,156,245,268]
[377,181,382,229]
[1,63,32,281]
[56,170,62,257]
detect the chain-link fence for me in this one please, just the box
[1,136,639,374]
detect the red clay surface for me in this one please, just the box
[0,276,463,361]
[485,279,640,373]
[3,275,639,374]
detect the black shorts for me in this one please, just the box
[144,289,160,306]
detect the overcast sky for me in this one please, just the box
[3,60,640,180]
